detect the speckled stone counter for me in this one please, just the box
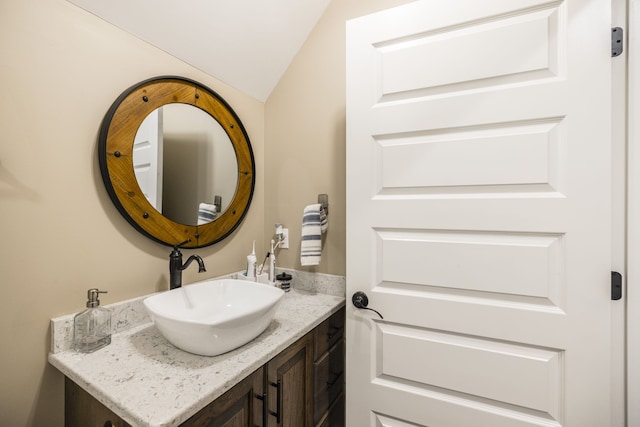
[49,273,345,427]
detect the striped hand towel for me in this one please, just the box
[301,203,328,266]
[197,202,217,225]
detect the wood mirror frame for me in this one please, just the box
[98,76,255,248]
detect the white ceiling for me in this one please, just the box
[68,0,331,101]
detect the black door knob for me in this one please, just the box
[352,291,384,319]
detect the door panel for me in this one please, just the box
[377,229,563,304]
[133,108,163,209]
[346,1,611,426]
[378,324,562,417]
[377,120,562,191]
[380,8,561,96]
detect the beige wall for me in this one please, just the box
[0,0,413,425]
[264,0,414,275]
[0,0,265,425]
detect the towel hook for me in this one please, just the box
[318,194,328,215]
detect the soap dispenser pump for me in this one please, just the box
[73,288,112,353]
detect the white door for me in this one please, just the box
[345,1,612,426]
[133,107,163,210]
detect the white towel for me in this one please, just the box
[301,203,328,266]
[197,202,217,225]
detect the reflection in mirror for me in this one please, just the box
[133,104,238,226]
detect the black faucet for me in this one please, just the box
[169,240,206,290]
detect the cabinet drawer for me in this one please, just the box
[315,391,345,427]
[313,339,345,424]
[313,307,345,360]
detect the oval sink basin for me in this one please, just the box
[143,279,285,356]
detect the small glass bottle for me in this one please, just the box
[73,289,111,353]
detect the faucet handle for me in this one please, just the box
[173,239,192,251]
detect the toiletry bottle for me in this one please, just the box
[268,239,276,283]
[246,240,257,279]
[276,272,292,292]
[73,289,112,353]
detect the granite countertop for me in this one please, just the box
[49,272,345,427]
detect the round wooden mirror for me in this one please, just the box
[98,76,255,248]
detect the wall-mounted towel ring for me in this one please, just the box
[318,193,328,216]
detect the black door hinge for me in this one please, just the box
[612,271,622,300]
[612,27,624,57]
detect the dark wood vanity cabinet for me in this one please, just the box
[65,308,345,427]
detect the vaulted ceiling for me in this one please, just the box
[67,0,331,101]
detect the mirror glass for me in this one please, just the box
[132,104,239,226]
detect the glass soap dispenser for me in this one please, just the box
[73,288,111,353]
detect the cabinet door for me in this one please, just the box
[182,366,265,427]
[65,377,131,427]
[267,333,313,427]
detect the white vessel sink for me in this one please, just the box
[143,279,285,356]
